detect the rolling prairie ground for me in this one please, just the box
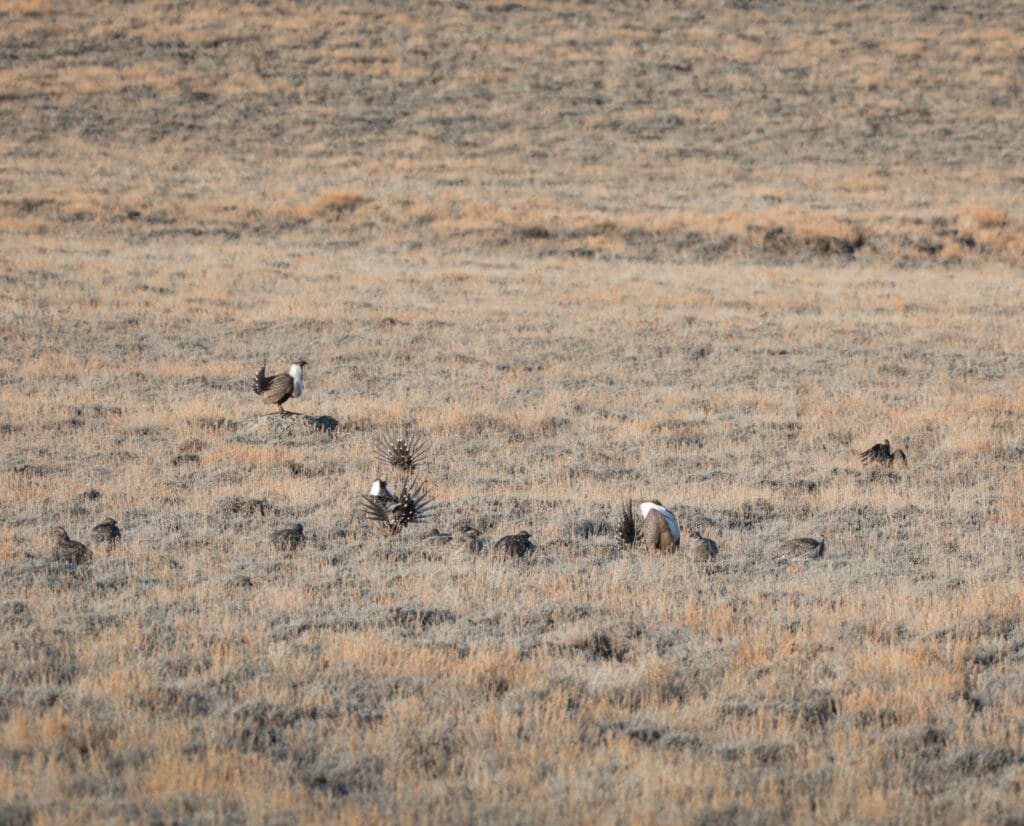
[2,2,1024,823]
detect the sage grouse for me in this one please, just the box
[361,477,434,535]
[52,527,91,565]
[423,526,482,548]
[777,536,826,559]
[366,478,396,506]
[459,526,485,553]
[271,523,305,552]
[252,360,307,414]
[423,527,454,544]
[375,426,429,473]
[425,526,485,561]
[493,531,535,559]
[859,439,907,468]
[618,500,680,551]
[91,517,121,546]
[682,523,718,562]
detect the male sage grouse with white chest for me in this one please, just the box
[365,478,396,509]
[252,360,307,414]
[361,476,434,536]
[859,439,908,468]
[618,500,680,551]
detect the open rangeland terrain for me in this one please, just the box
[2,2,1024,824]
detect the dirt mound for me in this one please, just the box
[235,414,338,443]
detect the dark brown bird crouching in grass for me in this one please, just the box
[493,531,535,559]
[271,523,305,552]
[253,360,307,414]
[91,517,121,546]
[859,439,908,468]
[52,527,91,565]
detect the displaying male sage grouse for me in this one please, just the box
[52,527,91,565]
[618,500,680,551]
[271,523,305,552]
[493,531,535,559]
[91,518,121,546]
[366,478,396,509]
[375,426,429,473]
[252,360,307,414]
[859,439,908,468]
[361,477,434,535]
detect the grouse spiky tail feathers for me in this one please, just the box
[859,439,908,468]
[617,501,637,548]
[375,425,429,473]
[364,423,437,536]
[361,476,435,536]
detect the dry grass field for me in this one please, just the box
[2,2,1024,823]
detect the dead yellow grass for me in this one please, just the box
[1,244,1022,823]
[2,1,1024,823]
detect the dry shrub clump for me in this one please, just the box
[293,192,368,221]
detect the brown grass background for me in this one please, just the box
[1,2,1023,824]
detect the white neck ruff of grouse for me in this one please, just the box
[639,501,680,545]
[288,363,304,397]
